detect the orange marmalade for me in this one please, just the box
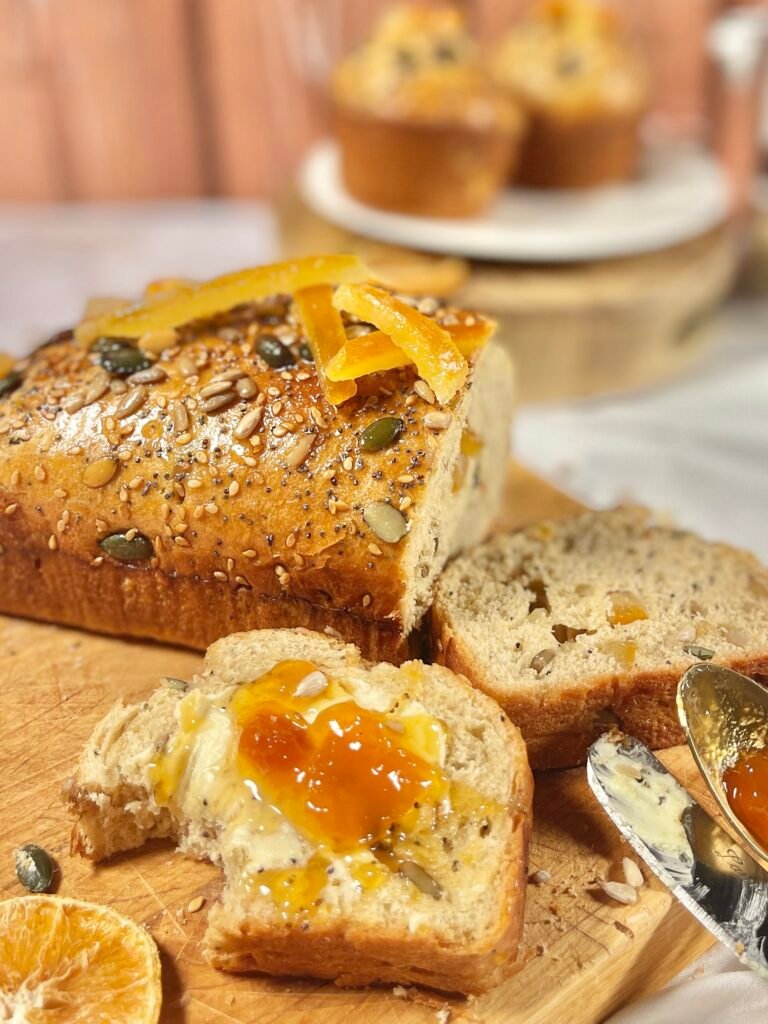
[723,748,768,850]
[231,660,448,851]
[149,660,485,920]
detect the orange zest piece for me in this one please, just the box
[0,895,162,1023]
[75,254,368,346]
[294,284,357,406]
[325,318,493,382]
[332,284,468,404]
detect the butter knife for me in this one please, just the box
[587,731,768,979]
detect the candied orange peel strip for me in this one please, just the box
[75,254,368,346]
[332,284,468,404]
[325,318,494,382]
[294,284,357,406]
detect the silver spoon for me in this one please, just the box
[677,662,768,869]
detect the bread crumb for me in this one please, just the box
[435,1009,451,1024]
[392,986,408,999]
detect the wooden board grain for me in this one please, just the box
[0,467,715,1023]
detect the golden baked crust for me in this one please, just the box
[0,292,510,659]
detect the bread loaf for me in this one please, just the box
[66,627,533,994]
[0,259,513,662]
[432,509,768,769]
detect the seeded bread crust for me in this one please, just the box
[431,509,768,769]
[66,628,533,995]
[0,298,513,662]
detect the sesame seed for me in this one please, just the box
[125,528,138,541]
[273,425,288,438]
[362,594,372,608]
[187,895,205,914]
[321,468,335,481]
[91,556,104,567]
[175,431,193,446]
[174,536,190,547]
[271,401,283,416]
[213,570,228,582]
[397,474,414,484]
[196,451,209,464]
[368,543,383,556]
[34,465,46,482]
[243,455,257,467]
[4,503,18,516]
[399,496,412,510]
[309,407,328,429]
[128,475,144,490]
[242,548,256,558]
[228,480,240,497]
[187,478,203,490]
[10,470,20,487]
[235,575,251,587]
[118,450,133,462]
[226,558,234,572]
[293,553,305,567]
[343,457,353,471]
[267,386,281,398]
[204,503,219,515]
[48,535,58,551]
[53,488,68,499]
[95,518,108,532]
[119,486,129,503]
[286,533,296,548]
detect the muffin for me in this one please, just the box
[493,0,648,189]
[332,6,523,217]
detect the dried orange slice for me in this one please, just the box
[0,895,161,1023]
[75,254,368,346]
[325,318,494,382]
[293,284,357,406]
[332,284,468,403]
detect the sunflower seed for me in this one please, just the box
[294,670,328,698]
[234,406,264,440]
[285,433,315,469]
[171,402,190,433]
[15,844,55,893]
[622,858,644,889]
[115,386,146,419]
[202,392,236,414]
[199,380,234,399]
[128,366,167,385]
[597,879,638,905]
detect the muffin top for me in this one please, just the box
[492,0,648,117]
[333,5,521,132]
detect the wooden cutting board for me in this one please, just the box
[0,465,716,1023]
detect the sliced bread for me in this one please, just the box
[431,508,768,769]
[65,628,532,994]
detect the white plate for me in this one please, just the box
[299,140,729,263]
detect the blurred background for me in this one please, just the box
[0,0,765,202]
[2,0,768,563]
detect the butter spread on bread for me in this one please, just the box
[66,628,532,994]
[0,256,514,661]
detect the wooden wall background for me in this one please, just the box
[0,0,747,202]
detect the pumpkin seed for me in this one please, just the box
[99,531,154,563]
[360,416,404,452]
[0,371,22,399]
[363,501,409,544]
[94,337,152,378]
[298,342,314,362]
[257,335,295,368]
[683,644,715,661]
[15,843,55,893]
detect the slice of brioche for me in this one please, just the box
[431,509,768,769]
[66,628,532,994]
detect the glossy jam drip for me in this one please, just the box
[723,748,768,850]
[233,660,447,852]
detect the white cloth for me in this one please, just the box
[1,201,767,1020]
[607,946,767,1023]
